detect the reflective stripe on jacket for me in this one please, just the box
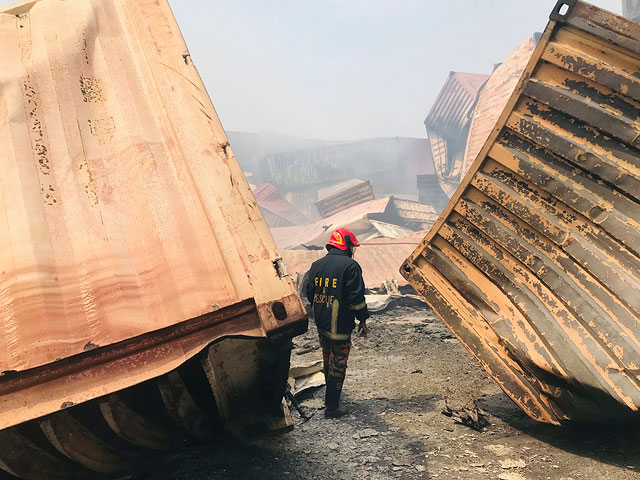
[304,249,370,340]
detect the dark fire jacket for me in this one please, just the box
[304,249,370,340]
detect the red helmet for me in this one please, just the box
[327,227,360,251]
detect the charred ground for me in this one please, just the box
[149,306,640,480]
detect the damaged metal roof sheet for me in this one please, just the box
[462,35,540,176]
[315,179,376,218]
[252,183,310,227]
[425,72,490,197]
[403,0,640,425]
[270,197,392,249]
[0,0,305,435]
[382,198,439,230]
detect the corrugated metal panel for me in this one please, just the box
[425,72,489,137]
[462,35,539,176]
[371,198,438,231]
[317,179,365,200]
[402,0,640,425]
[253,183,310,227]
[425,72,490,193]
[316,180,376,218]
[271,198,392,249]
[0,0,305,435]
[368,220,414,240]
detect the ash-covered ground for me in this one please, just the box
[149,307,640,480]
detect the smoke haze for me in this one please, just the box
[0,0,623,140]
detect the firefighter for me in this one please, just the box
[304,227,370,419]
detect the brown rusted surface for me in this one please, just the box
[0,0,307,473]
[403,0,640,425]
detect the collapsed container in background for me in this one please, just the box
[402,0,640,425]
[0,0,307,477]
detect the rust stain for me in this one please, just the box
[79,75,106,103]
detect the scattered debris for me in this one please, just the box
[365,294,427,313]
[356,428,380,439]
[316,179,375,218]
[285,384,313,421]
[485,444,514,457]
[272,195,435,251]
[442,401,490,431]
[380,279,401,295]
[498,473,527,480]
[289,361,325,396]
[500,459,527,469]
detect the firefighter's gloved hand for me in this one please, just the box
[357,321,369,337]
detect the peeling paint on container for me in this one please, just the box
[402,0,640,425]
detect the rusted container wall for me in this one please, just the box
[402,0,640,425]
[0,0,306,469]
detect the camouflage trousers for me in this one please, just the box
[319,334,351,379]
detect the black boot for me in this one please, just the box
[325,377,348,419]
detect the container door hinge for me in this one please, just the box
[273,258,288,279]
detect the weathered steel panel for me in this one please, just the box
[402,0,640,425]
[0,0,307,465]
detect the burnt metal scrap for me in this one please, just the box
[316,179,375,218]
[403,0,640,425]
[0,0,307,477]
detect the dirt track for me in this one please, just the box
[150,306,640,479]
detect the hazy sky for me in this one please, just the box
[0,0,624,140]
[173,0,621,140]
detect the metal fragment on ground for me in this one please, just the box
[442,402,490,431]
[402,0,640,425]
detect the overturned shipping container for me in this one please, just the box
[402,0,640,425]
[0,0,307,477]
